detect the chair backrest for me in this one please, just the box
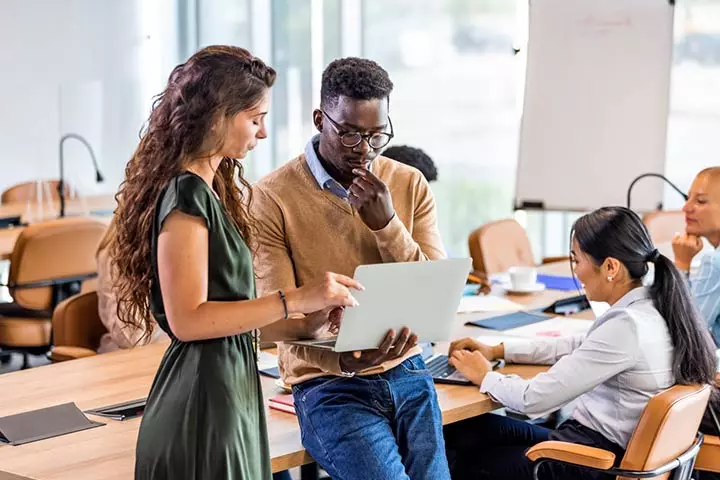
[642,210,685,246]
[1,180,71,204]
[618,384,711,480]
[468,219,535,275]
[8,217,107,311]
[52,291,106,350]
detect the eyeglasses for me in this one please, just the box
[321,110,394,149]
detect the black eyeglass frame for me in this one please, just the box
[320,110,394,149]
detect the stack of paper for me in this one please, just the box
[504,317,594,338]
[457,295,524,314]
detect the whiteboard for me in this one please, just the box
[515,0,674,212]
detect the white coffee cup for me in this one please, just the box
[508,266,537,290]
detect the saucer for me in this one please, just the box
[500,282,546,294]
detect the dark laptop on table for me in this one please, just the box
[421,343,502,386]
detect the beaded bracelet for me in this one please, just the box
[278,290,289,320]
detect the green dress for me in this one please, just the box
[135,173,271,480]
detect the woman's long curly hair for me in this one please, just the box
[109,45,276,341]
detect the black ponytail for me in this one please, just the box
[573,207,716,387]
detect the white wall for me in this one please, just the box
[0,0,180,199]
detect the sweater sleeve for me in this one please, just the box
[372,171,446,262]
[251,184,344,376]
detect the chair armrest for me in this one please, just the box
[696,435,720,473]
[50,346,97,362]
[525,441,615,470]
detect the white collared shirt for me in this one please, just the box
[481,287,674,448]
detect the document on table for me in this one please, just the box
[504,317,594,338]
[457,295,524,314]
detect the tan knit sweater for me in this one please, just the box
[252,154,446,385]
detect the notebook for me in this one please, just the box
[268,394,295,415]
[465,311,552,330]
[0,403,104,446]
[85,398,146,421]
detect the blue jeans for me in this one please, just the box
[444,414,624,480]
[292,355,450,480]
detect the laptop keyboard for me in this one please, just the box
[426,355,461,379]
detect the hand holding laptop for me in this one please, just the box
[303,306,345,338]
[339,327,418,373]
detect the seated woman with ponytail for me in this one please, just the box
[443,206,717,480]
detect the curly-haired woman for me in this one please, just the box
[109,46,363,480]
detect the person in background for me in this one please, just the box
[109,46,362,480]
[672,167,720,346]
[672,167,720,480]
[444,206,717,480]
[95,219,168,352]
[383,145,438,182]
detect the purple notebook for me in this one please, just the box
[536,274,581,291]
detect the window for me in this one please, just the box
[363,0,522,256]
[665,0,720,208]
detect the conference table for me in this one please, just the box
[0,262,591,479]
[0,195,116,261]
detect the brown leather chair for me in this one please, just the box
[468,219,568,275]
[469,219,535,274]
[0,217,107,367]
[643,210,685,246]
[526,384,711,480]
[1,180,72,204]
[50,291,106,362]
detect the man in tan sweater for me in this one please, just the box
[253,58,450,479]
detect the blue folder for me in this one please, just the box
[466,311,552,330]
[536,274,581,292]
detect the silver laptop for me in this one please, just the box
[288,258,472,352]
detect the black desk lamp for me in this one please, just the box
[626,173,688,210]
[58,133,104,218]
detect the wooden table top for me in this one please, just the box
[0,262,588,479]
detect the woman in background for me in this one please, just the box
[444,206,717,479]
[95,219,167,352]
[672,167,720,346]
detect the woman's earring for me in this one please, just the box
[607,276,613,282]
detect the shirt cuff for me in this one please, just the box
[500,339,532,364]
[479,371,504,394]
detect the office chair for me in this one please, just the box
[526,384,711,480]
[1,180,72,204]
[0,217,106,368]
[468,219,568,275]
[642,210,686,246]
[50,290,106,362]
